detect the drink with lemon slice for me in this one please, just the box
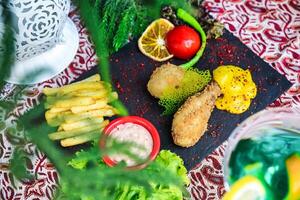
[223,108,300,200]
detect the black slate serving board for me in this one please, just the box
[78,30,292,170]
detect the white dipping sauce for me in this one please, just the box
[109,122,153,166]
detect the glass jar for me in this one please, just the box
[223,108,300,192]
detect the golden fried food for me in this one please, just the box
[71,99,108,113]
[43,74,118,147]
[60,117,104,131]
[43,81,104,96]
[60,120,109,147]
[147,63,185,98]
[48,97,96,108]
[172,81,222,147]
[49,120,108,140]
[64,107,115,123]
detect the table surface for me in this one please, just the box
[0,1,299,200]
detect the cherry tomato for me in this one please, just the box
[166,25,201,59]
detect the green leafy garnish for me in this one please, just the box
[9,147,32,180]
[89,0,193,54]
[68,149,190,200]
[159,69,211,115]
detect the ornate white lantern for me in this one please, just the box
[0,0,79,84]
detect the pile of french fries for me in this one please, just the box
[43,74,118,147]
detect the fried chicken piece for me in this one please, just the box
[172,81,222,147]
[147,63,185,98]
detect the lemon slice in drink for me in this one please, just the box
[138,18,174,62]
[285,153,300,200]
[223,175,267,200]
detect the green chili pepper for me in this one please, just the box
[177,8,207,69]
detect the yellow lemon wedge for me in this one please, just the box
[223,176,266,200]
[138,18,174,62]
[285,153,300,200]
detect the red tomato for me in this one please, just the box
[166,25,201,59]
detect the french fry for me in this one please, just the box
[65,108,115,123]
[52,97,95,108]
[49,107,69,113]
[46,110,72,119]
[58,126,64,131]
[46,116,64,127]
[46,93,97,108]
[43,82,104,96]
[104,106,119,116]
[46,89,105,104]
[72,90,107,99]
[45,96,71,109]
[71,99,108,114]
[49,123,104,140]
[47,95,71,102]
[60,120,109,147]
[45,110,56,120]
[61,117,104,131]
[60,129,101,147]
[43,74,120,147]
[78,74,100,82]
[45,110,72,127]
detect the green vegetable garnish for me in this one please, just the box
[159,69,211,115]
[177,8,207,69]
[68,150,190,200]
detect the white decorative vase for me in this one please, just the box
[0,0,79,84]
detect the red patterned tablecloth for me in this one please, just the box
[1,1,299,200]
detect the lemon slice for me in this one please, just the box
[223,176,266,200]
[285,153,300,200]
[138,18,174,62]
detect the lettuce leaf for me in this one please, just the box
[68,149,189,200]
[155,150,189,185]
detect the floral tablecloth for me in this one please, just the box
[1,1,299,199]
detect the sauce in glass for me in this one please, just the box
[109,122,153,166]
